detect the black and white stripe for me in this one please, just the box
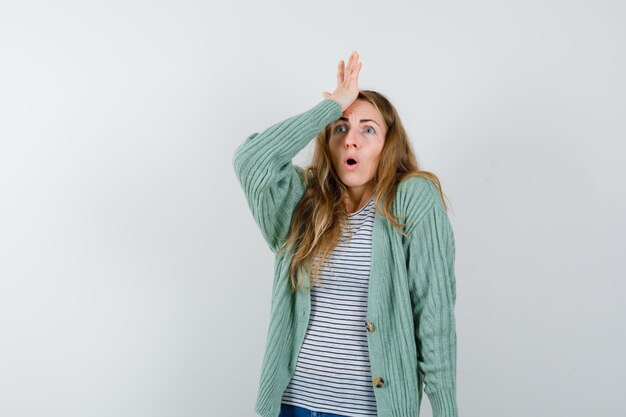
[281,195,378,417]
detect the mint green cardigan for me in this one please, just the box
[233,98,458,417]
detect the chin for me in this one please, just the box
[339,176,368,188]
[334,163,371,187]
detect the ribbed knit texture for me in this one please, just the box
[233,98,458,417]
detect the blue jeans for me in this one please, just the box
[279,403,348,417]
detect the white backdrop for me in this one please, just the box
[1,1,625,416]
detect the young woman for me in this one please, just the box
[233,51,458,417]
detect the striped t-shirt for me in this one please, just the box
[281,195,378,417]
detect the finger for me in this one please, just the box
[348,52,358,82]
[344,55,352,85]
[337,60,344,85]
[347,60,360,91]
[339,60,345,85]
[347,58,358,82]
[353,61,362,78]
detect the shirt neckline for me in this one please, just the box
[348,195,375,217]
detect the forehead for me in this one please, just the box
[336,100,383,124]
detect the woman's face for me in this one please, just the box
[328,99,387,193]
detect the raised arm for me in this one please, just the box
[232,51,363,254]
[232,99,342,253]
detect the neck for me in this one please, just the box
[344,184,374,214]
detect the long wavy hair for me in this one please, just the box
[278,90,451,292]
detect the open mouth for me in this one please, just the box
[344,157,360,170]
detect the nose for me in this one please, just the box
[344,126,360,148]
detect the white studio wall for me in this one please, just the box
[0,1,624,416]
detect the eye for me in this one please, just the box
[334,125,347,133]
[365,126,376,134]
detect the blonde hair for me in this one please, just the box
[278,90,450,292]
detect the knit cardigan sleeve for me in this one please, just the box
[232,98,343,254]
[402,177,458,417]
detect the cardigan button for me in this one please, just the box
[372,376,385,388]
[365,320,375,332]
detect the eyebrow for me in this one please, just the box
[337,116,382,128]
